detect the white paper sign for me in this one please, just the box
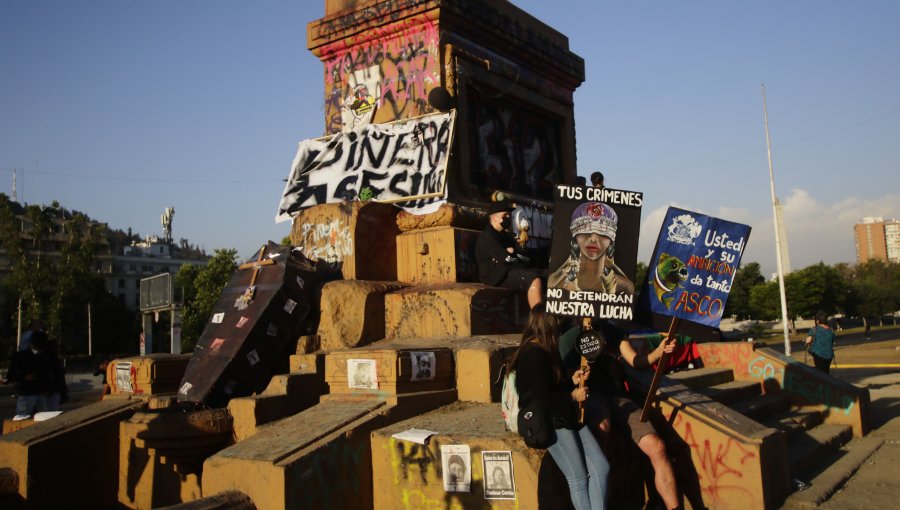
[441,444,471,493]
[211,312,224,324]
[410,351,436,381]
[483,451,516,499]
[347,359,378,389]
[116,362,133,393]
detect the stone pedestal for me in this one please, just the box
[317,280,406,350]
[396,226,479,284]
[0,399,145,508]
[385,283,529,338]
[289,201,399,280]
[118,409,232,509]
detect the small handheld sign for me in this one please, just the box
[576,326,605,363]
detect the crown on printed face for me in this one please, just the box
[570,202,618,241]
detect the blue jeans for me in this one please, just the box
[548,425,609,510]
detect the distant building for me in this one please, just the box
[0,199,209,311]
[854,217,900,263]
[100,236,208,310]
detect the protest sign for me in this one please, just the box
[276,111,456,222]
[645,207,751,328]
[545,184,643,320]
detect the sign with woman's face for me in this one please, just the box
[546,184,643,320]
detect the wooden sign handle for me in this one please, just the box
[639,317,680,422]
[578,317,591,425]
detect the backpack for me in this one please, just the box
[501,367,520,433]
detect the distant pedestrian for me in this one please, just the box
[18,319,44,352]
[590,171,605,189]
[575,176,587,187]
[4,331,61,417]
[805,311,835,374]
[864,320,871,340]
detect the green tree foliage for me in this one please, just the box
[0,194,136,358]
[176,249,237,352]
[850,260,900,324]
[724,262,765,320]
[749,280,780,321]
[784,262,848,318]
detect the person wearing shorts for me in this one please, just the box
[560,320,682,510]
[475,201,546,308]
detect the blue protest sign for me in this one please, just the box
[645,207,751,327]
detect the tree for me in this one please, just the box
[176,249,237,352]
[783,262,847,319]
[725,262,765,320]
[0,194,136,357]
[749,280,780,321]
[850,260,900,325]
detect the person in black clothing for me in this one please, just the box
[508,304,609,510]
[4,331,60,417]
[559,320,681,510]
[475,202,546,308]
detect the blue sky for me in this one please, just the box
[2,1,898,276]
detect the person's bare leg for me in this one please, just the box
[527,277,542,308]
[638,433,680,509]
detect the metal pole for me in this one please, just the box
[762,84,792,356]
[88,303,93,356]
[16,298,23,350]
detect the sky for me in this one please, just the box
[2,0,898,276]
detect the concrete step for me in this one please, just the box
[385,283,529,339]
[764,408,826,438]
[696,379,761,404]
[665,366,734,389]
[788,423,854,478]
[782,436,884,509]
[731,391,793,422]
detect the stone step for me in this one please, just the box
[384,283,529,339]
[229,372,327,441]
[154,490,255,510]
[781,437,884,509]
[788,423,854,478]
[370,402,546,509]
[203,389,457,510]
[763,408,826,438]
[696,379,761,404]
[665,366,734,389]
[0,399,145,508]
[731,391,793,422]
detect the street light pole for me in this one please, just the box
[762,84,792,355]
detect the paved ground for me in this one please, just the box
[771,326,900,509]
[0,371,105,419]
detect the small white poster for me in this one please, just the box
[211,312,224,324]
[441,444,471,493]
[115,361,132,393]
[483,451,516,499]
[410,351,436,381]
[348,359,378,389]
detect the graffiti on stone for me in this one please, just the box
[321,18,439,133]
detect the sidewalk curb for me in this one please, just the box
[781,436,884,509]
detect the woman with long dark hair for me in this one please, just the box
[508,304,609,510]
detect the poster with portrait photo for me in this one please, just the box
[441,444,471,492]
[410,351,436,381]
[482,451,515,499]
[546,185,643,320]
[347,359,378,389]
